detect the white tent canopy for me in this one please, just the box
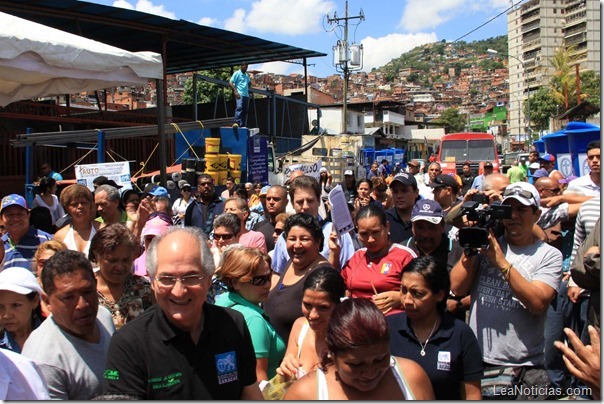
[0,11,163,107]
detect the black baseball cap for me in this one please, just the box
[428,174,459,190]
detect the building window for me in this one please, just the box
[553,8,556,13]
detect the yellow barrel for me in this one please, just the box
[218,154,229,171]
[206,154,220,172]
[230,170,241,183]
[205,137,220,154]
[228,154,242,170]
[207,171,220,185]
[217,170,227,185]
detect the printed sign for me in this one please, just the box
[75,161,132,191]
[556,153,573,177]
[248,136,268,184]
[283,160,323,181]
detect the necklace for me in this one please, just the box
[417,318,439,357]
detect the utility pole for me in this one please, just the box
[327,1,364,134]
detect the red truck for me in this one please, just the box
[436,132,499,176]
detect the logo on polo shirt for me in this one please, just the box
[215,351,238,385]
[104,369,119,380]
[380,262,392,274]
[437,351,451,371]
[148,372,183,389]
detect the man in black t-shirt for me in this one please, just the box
[103,227,261,400]
[460,162,475,196]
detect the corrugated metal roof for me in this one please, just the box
[0,0,326,74]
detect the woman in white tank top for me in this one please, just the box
[53,185,101,257]
[282,299,435,400]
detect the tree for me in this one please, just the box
[548,46,580,109]
[579,70,600,109]
[407,72,420,83]
[436,108,466,133]
[525,87,558,132]
[183,67,236,104]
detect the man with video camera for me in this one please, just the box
[450,182,562,399]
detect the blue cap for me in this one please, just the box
[1,194,28,214]
[149,186,169,198]
[533,169,549,179]
[539,153,555,162]
[411,199,443,224]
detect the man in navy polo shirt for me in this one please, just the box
[0,194,52,270]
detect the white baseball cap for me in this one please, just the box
[0,267,43,295]
[344,170,354,176]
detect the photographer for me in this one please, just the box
[445,173,510,231]
[450,182,562,399]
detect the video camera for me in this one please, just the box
[457,200,512,256]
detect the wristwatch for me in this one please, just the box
[456,300,464,311]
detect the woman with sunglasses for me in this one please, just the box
[171,182,193,226]
[210,213,241,267]
[215,247,285,382]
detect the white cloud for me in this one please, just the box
[245,0,335,35]
[224,8,248,33]
[197,17,217,27]
[112,0,134,10]
[360,32,438,72]
[112,0,176,19]
[399,0,465,32]
[399,0,510,33]
[253,61,293,75]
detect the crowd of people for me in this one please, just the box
[0,141,600,400]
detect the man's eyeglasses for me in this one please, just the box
[247,274,272,286]
[214,233,234,241]
[198,182,213,187]
[274,228,284,236]
[541,188,561,195]
[503,188,535,201]
[154,274,206,288]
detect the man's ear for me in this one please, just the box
[42,292,51,312]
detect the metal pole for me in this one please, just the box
[193,73,198,121]
[25,127,33,198]
[342,1,348,134]
[157,79,167,186]
[97,130,105,163]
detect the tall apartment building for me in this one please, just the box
[506,0,600,139]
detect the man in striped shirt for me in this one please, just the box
[0,194,52,271]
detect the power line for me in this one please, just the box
[453,0,527,43]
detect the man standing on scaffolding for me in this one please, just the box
[230,62,250,128]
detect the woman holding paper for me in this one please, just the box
[339,205,417,316]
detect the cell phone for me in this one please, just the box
[471,193,489,204]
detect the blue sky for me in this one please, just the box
[85,0,516,77]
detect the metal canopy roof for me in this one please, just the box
[0,0,326,75]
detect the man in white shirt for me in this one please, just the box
[566,140,600,197]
